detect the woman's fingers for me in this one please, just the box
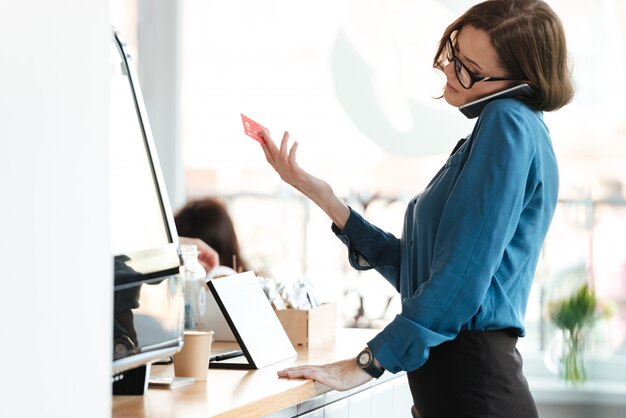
[279,131,290,158]
[277,366,340,389]
[277,359,372,392]
[288,141,299,165]
[278,365,316,376]
[258,129,307,189]
[259,129,278,162]
[259,129,293,164]
[259,129,278,152]
[278,366,323,381]
[258,128,269,144]
[261,130,298,171]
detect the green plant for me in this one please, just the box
[548,284,602,384]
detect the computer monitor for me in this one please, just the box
[110,28,184,394]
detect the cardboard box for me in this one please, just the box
[275,303,337,347]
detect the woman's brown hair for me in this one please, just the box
[433,0,574,111]
[175,197,248,271]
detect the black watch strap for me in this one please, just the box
[356,347,384,378]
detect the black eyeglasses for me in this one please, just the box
[446,36,520,89]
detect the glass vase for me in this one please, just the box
[560,328,587,385]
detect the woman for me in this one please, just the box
[175,198,249,272]
[261,1,573,416]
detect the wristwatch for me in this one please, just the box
[356,347,384,378]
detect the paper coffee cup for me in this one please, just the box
[173,330,214,381]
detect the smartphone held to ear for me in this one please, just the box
[459,83,534,119]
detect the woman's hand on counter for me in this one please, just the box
[277,358,372,391]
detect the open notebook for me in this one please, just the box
[207,271,297,369]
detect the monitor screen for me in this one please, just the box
[110,29,184,375]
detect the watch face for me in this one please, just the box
[358,350,371,366]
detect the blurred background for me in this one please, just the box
[111,0,626,380]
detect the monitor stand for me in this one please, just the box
[113,364,151,395]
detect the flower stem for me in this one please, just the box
[562,329,586,384]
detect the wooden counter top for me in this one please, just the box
[113,328,393,418]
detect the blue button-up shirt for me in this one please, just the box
[333,98,559,373]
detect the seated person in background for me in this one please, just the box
[175,197,249,273]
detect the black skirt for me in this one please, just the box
[407,329,538,418]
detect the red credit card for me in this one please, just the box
[240,114,266,144]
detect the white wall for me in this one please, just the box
[0,2,111,417]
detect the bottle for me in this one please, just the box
[180,244,207,330]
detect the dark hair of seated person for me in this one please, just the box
[175,197,248,272]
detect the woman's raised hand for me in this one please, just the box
[259,129,305,190]
[257,129,350,230]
